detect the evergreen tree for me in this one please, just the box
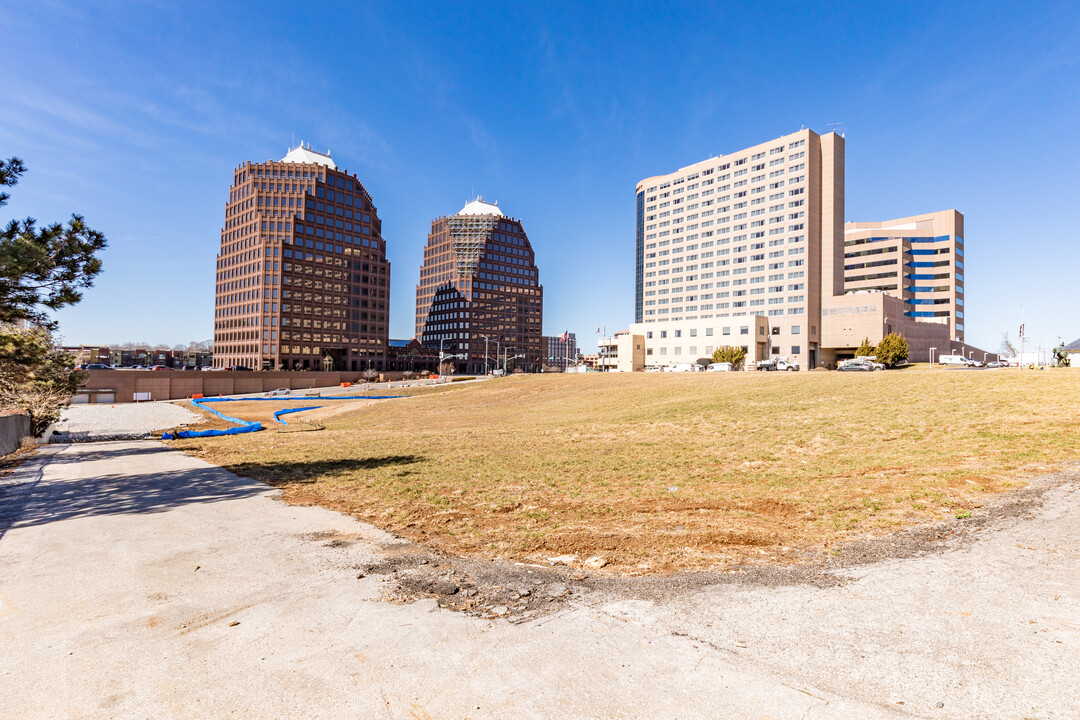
[0,157,107,329]
[875,333,910,367]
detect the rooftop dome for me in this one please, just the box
[281,142,336,169]
[457,197,503,217]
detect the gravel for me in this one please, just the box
[51,402,199,442]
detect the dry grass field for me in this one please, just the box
[175,368,1080,571]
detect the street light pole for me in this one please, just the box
[929,347,936,367]
[503,346,520,375]
[481,335,489,375]
[439,337,450,375]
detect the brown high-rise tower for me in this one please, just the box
[213,144,390,371]
[415,198,543,373]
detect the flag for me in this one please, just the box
[596,327,600,333]
[561,331,568,342]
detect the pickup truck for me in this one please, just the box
[756,357,800,372]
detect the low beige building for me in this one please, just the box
[616,332,645,372]
[596,332,645,372]
[820,293,945,363]
[630,315,770,369]
[820,292,994,364]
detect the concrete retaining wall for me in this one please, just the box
[76,370,423,403]
[0,413,32,456]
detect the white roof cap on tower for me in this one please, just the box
[281,142,337,169]
[457,196,504,217]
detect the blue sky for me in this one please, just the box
[1,1,1077,353]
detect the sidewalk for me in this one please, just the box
[0,441,900,719]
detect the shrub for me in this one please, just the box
[711,345,747,370]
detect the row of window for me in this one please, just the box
[644,138,807,194]
[647,324,805,339]
[648,345,802,357]
[646,179,806,216]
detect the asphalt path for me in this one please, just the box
[1,441,1076,719]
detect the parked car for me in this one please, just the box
[224,365,253,371]
[265,388,291,397]
[706,362,733,372]
[985,360,1008,369]
[855,355,886,371]
[837,360,875,372]
[839,358,883,371]
[150,365,170,371]
[84,363,111,370]
[644,365,665,373]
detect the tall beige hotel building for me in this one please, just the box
[213,144,390,371]
[634,128,843,368]
[632,129,968,367]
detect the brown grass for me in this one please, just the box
[175,368,1080,571]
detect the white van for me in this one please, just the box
[667,363,697,373]
[938,355,973,366]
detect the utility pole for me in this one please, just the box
[1019,306,1025,371]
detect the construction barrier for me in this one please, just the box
[272,406,322,424]
[162,395,408,439]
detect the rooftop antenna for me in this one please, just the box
[827,122,846,137]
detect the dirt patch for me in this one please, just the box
[294,529,579,621]
[288,467,1078,619]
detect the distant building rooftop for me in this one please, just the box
[457,197,503,217]
[281,142,336,169]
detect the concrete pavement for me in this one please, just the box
[1,441,1077,719]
